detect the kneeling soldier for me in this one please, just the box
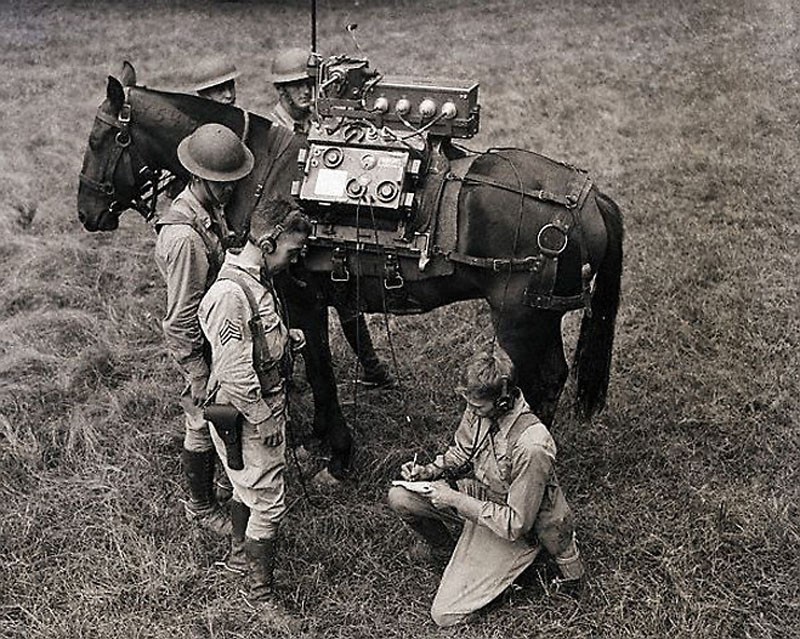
[388,347,585,626]
[198,197,310,624]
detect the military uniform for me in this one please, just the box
[388,394,583,627]
[199,250,290,540]
[155,186,225,452]
[268,101,311,135]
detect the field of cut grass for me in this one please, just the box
[1,1,798,638]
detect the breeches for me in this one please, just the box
[211,415,286,540]
[182,390,214,453]
[388,482,539,627]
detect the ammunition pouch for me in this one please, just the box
[203,404,245,471]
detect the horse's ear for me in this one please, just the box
[120,61,137,87]
[107,76,124,113]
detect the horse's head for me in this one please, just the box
[77,62,172,231]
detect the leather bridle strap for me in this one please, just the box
[79,89,166,222]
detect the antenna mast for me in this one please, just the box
[311,0,317,53]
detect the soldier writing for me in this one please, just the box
[388,347,585,626]
[155,123,254,536]
[198,197,311,626]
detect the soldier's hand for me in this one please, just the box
[401,461,435,481]
[428,480,457,509]
[189,376,208,407]
[255,419,284,448]
[289,328,306,352]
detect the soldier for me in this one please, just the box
[269,47,395,389]
[155,123,254,537]
[268,47,314,134]
[388,348,585,626]
[193,56,239,105]
[163,58,240,200]
[198,196,311,624]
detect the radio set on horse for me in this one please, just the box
[292,55,598,316]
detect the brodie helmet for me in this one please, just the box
[270,48,312,85]
[177,123,254,182]
[193,56,240,92]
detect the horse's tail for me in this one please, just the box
[573,192,624,419]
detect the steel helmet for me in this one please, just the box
[193,56,240,92]
[177,123,254,182]
[271,48,312,85]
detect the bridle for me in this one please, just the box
[79,88,175,223]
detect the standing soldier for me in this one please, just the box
[198,197,311,625]
[269,47,395,389]
[388,347,585,626]
[155,123,254,536]
[163,58,241,200]
[268,47,314,134]
[193,55,239,105]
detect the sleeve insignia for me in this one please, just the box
[219,318,243,345]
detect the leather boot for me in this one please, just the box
[215,473,233,504]
[182,448,231,537]
[222,500,249,575]
[405,517,454,565]
[340,316,396,389]
[242,538,298,630]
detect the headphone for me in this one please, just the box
[493,376,515,413]
[257,223,285,254]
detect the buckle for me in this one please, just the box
[118,103,131,124]
[384,253,405,289]
[537,223,568,258]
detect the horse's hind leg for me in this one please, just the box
[492,306,568,427]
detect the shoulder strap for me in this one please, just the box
[217,269,261,318]
[158,203,223,270]
[506,411,542,449]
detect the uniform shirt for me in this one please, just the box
[268,101,311,134]
[434,395,559,543]
[154,186,224,384]
[198,249,290,425]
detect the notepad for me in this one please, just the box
[391,480,434,494]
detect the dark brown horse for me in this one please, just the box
[77,63,623,479]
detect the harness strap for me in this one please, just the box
[156,202,225,275]
[506,411,543,450]
[446,252,541,272]
[462,173,571,207]
[217,268,285,393]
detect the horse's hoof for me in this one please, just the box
[312,467,344,489]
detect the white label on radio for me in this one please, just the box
[314,169,348,197]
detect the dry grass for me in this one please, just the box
[1,1,798,638]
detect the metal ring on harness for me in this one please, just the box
[537,223,569,258]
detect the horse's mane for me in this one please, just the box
[128,85,252,137]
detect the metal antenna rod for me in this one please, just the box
[311,0,317,53]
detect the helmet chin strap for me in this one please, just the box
[197,178,236,247]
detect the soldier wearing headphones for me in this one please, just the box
[388,347,584,627]
[198,197,311,624]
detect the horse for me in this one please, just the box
[77,62,623,480]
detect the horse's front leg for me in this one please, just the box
[492,305,568,427]
[282,278,353,480]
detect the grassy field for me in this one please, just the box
[1,0,798,637]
